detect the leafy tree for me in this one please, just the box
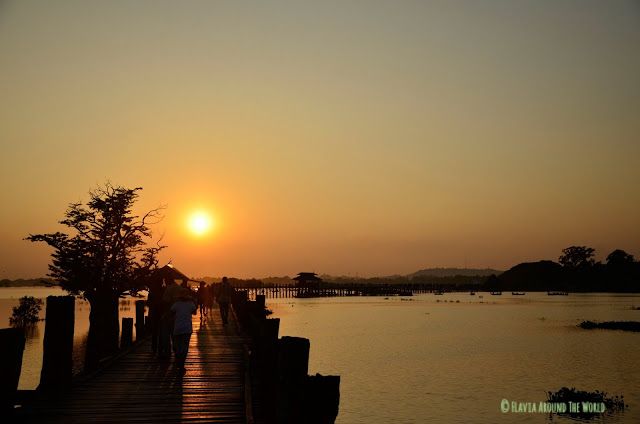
[605,249,638,292]
[559,246,596,269]
[26,184,164,369]
[10,296,43,327]
[606,249,635,267]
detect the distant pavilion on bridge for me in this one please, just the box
[293,272,322,290]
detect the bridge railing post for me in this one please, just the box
[303,374,341,424]
[135,300,145,340]
[0,328,26,413]
[39,295,75,392]
[277,336,310,423]
[255,294,265,311]
[121,317,133,348]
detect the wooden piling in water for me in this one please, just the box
[121,317,133,348]
[255,294,265,311]
[39,296,75,392]
[135,300,145,340]
[230,286,341,423]
[0,328,26,413]
[303,374,341,424]
[277,336,310,423]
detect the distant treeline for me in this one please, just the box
[6,247,638,293]
[482,247,640,293]
[216,247,640,293]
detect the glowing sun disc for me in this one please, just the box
[188,211,213,236]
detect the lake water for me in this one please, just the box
[2,289,639,423]
[0,287,141,389]
[267,292,640,424]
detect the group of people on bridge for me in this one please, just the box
[147,272,233,373]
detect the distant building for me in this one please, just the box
[293,272,322,290]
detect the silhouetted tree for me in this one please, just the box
[483,274,503,291]
[605,249,638,292]
[10,296,43,327]
[559,246,596,269]
[26,184,165,370]
[606,249,635,266]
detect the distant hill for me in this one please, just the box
[409,268,502,278]
[0,278,55,287]
[488,261,564,291]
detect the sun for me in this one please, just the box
[187,210,214,236]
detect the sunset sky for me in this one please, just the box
[1,1,639,279]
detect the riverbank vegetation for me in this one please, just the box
[483,246,640,293]
[547,387,626,418]
[578,321,640,332]
[9,296,43,327]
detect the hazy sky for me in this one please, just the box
[1,1,639,279]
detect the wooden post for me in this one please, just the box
[262,318,279,342]
[278,336,309,378]
[135,300,145,340]
[255,294,266,311]
[303,374,341,423]
[39,296,75,392]
[0,328,25,413]
[121,317,133,348]
[257,318,280,373]
[277,336,310,423]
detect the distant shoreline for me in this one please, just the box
[1,281,639,295]
[0,279,53,288]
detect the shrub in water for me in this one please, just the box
[10,296,43,327]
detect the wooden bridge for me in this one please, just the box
[233,283,433,299]
[4,293,340,424]
[14,311,253,423]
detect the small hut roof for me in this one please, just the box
[152,264,191,281]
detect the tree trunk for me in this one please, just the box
[85,294,120,371]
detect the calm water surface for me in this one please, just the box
[0,287,141,389]
[2,289,639,423]
[268,292,640,424]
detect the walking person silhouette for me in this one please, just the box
[171,288,196,373]
[197,281,208,319]
[217,276,232,325]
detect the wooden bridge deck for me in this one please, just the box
[18,311,249,423]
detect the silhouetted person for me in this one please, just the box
[197,281,208,319]
[171,288,196,373]
[205,283,215,313]
[218,277,232,325]
[147,276,165,353]
[159,278,182,358]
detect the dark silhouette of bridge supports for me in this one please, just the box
[135,300,145,339]
[39,296,75,392]
[121,318,133,348]
[0,328,25,414]
[232,291,340,423]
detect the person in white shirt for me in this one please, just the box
[170,289,196,372]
